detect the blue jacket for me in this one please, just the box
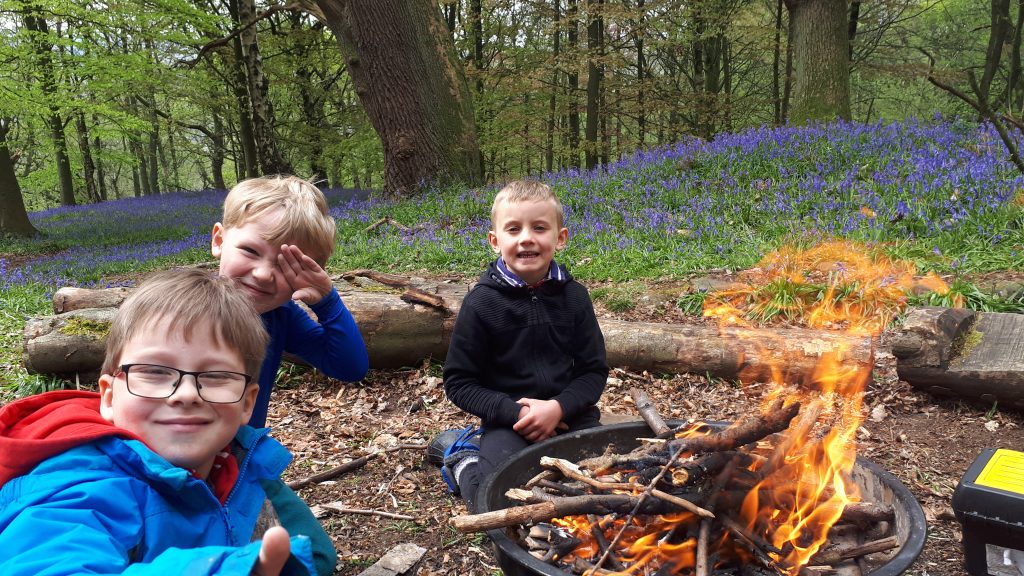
[0,424,316,576]
[254,287,369,428]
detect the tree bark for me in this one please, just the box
[784,0,850,124]
[237,0,293,175]
[225,13,259,179]
[566,0,581,167]
[545,0,560,172]
[634,0,646,146]
[584,0,603,169]
[92,115,108,201]
[773,0,784,125]
[22,5,76,206]
[75,113,99,203]
[0,120,38,238]
[27,281,873,383]
[312,0,481,197]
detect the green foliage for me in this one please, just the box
[676,291,707,316]
[907,278,1024,313]
[0,283,59,398]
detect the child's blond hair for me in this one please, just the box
[222,175,336,266]
[102,269,269,380]
[490,180,565,229]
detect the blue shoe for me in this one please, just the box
[427,425,481,467]
[441,449,479,495]
[428,426,481,494]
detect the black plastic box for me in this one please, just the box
[952,448,1024,576]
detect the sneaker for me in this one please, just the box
[441,448,479,495]
[427,425,481,467]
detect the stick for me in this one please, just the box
[665,398,800,455]
[588,515,626,572]
[400,287,449,313]
[365,216,411,233]
[287,443,424,490]
[591,444,687,572]
[450,493,677,532]
[288,453,379,490]
[629,387,671,436]
[318,502,415,521]
[540,457,712,519]
[343,269,411,289]
[809,536,899,566]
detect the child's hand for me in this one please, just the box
[278,244,333,305]
[251,526,290,576]
[513,398,564,443]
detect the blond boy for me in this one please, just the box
[211,175,368,429]
[438,180,609,510]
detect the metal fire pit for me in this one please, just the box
[478,421,927,576]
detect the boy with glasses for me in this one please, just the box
[0,269,322,575]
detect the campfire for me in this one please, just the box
[454,241,937,575]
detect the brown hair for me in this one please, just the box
[101,269,269,379]
[222,175,336,266]
[490,180,565,229]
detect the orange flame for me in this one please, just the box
[552,240,948,575]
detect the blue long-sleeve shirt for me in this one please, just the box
[252,288,369,428]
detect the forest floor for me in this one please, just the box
[269,273,1024,576]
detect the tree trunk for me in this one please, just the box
[75,113,99,202]
[237,0,293,175]
[93,115,108,201]
[545,0,560,172]
[211,113,227,190]
[773,0,784,125]
[584,0,603,169]
[313,0,481,197]
[847,0,860,61]
[0,121,38,238]
[227,27,259,178]
[981,0,1011,104]
[634,0,646,146]
[22,6,76,206]
[566,0,581,167]
[28,280,873,383]
[784,0,850,124]
[470,0,486,181]
[293,16,328,184]
[145,96,160,195]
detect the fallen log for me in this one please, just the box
[892,306,1024,409]
[25,277,874,382]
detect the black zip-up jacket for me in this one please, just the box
[443,260,609,429]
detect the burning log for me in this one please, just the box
[808,536,899,566]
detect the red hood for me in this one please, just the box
[0,390,142,485]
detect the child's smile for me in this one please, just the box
[489,199,568,285]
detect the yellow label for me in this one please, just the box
[975,449,1024,495]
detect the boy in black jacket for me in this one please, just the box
[436,180,609,511]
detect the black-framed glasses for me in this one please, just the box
[118,363,252,404]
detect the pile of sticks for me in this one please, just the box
[452,389,901,576]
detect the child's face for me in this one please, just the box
[488,199,568,285]
[211,210,293,313]
[98,317,257,478]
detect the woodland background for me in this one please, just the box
[1,0,1021,230]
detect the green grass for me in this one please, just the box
[4,120,1024,398]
